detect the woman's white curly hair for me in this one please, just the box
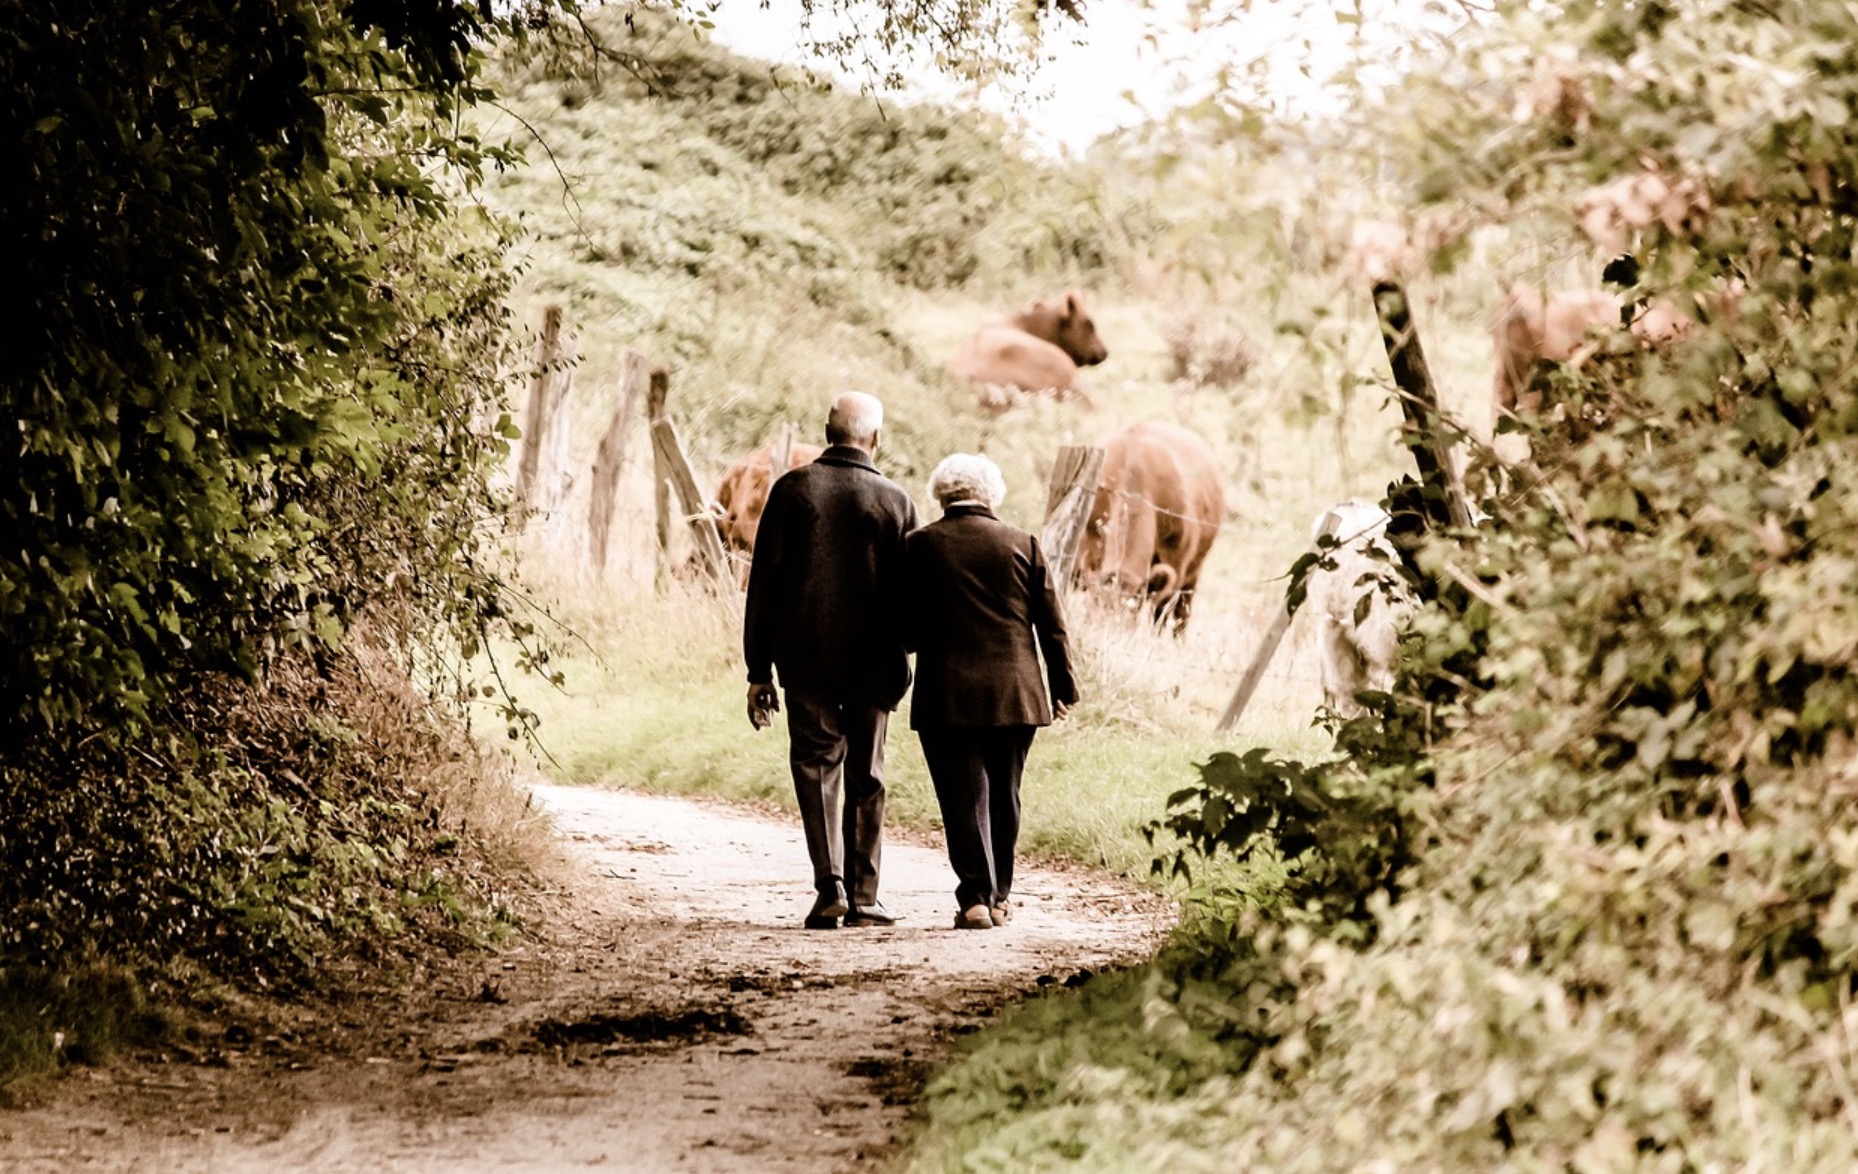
[927,452,1007,510]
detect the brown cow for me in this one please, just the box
[950,290,1109,411]
[1490,286,1693,417]
[1073,421,1226,636]
[706,440,825,584]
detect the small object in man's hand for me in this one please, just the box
[747,684,781,730]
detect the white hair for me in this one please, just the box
[827,391,884,446]
[928,453,1006,510]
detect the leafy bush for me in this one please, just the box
[0,0,558,1079]
[0,1,533,736]
[908,3,1858,1166]
[0,964,167,1094]
[0,641,529,979]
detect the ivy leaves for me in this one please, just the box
[0,1,544,737]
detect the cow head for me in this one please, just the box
[1073,487,1166,606]
[1019,291,1108,368]
[710,465,769,558]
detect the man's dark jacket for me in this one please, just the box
[902,503,1078,729]
[743,445,918,709]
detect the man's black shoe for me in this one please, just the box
[805,881,849,930]
[844,902,902,928]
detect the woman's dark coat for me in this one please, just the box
[902,504,1077,729]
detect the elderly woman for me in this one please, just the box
[903,453,1078,930]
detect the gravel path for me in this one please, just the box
[1,781,1172,1172]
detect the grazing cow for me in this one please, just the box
[1490,286,1693,417]
[707,440,825,584]
[1074,421,1226,635]
[950,290,1108,411]
[1306,500,1406,716]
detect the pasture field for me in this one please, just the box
[480,266,1483,885]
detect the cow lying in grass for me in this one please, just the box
[950,290,1108,411]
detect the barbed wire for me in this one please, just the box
[1074,486,1389,544]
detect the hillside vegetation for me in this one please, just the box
[483,11,1163,479]
[469,12,1472,901]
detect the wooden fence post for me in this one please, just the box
[1372,279,1472,532]
[516,305,575,528]
[1217,283,1468,731]
[651,418,732,587]
[1041,445,1105,589]
[646,366,672,590]
[586,349,647,577]
[1216,509,1345,732]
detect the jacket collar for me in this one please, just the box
[815,444,879,472]
[941,502,997,521]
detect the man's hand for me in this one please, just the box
[1053,700,1073,721]
[747,683,781,730]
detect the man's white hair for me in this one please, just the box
[928,453,1007,509]
[827,391,884,445]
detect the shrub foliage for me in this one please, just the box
[911,1,1858,1168]
[0,0,533,736]
[0,0,553,1075]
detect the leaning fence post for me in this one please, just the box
[515,305,575,530]
[651,418,732,587]
[1041,444,1105,589]
[1372,279,1472,532]
[1216,509,1345,732]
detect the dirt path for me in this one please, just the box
[2,781,1173,1172]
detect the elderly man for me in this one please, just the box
[743,391,918,929]
[903,453,1077,930]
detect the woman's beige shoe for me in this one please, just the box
[989,902,1012,926]
[954,904,994,929]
